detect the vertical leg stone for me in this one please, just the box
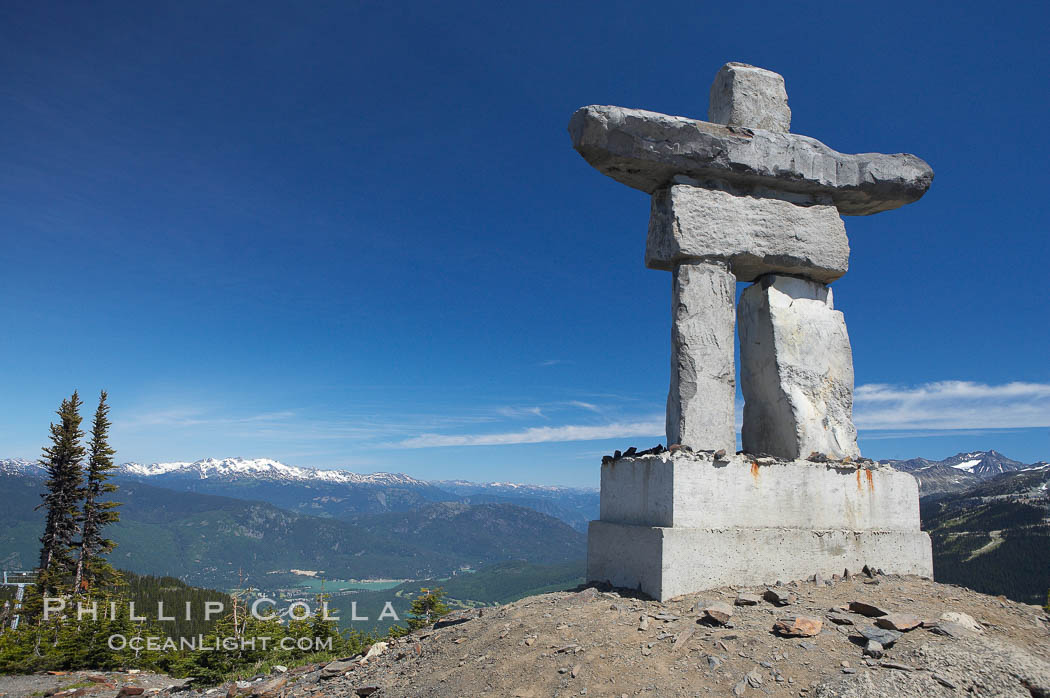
[666,260,736,452]
[738,275,860,460]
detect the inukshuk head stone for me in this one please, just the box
[569,62,933,460]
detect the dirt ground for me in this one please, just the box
[0,669,186,697]
[2,574,1048,697]
[333,574,1050,698]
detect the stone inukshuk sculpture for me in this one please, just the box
[573,63,935,600]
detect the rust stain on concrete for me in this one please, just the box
[865,469,875,491]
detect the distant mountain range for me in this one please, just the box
[0,457,40,476]
[120,457,429,486]
[880,450,1046,496]
[2,451,1046,603]
[0,459,586,588]
[0,457,598,526]
[433,480,599,532]
[115,457,452,518]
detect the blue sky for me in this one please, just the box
[1,1,1047,486]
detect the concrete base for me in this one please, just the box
[587,451,932,600]
[587,521,933,601]
[599,452,921,530]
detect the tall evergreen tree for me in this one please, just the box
[74,391,121,593]
[37,392,86,591]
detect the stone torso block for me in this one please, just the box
[666,260,736,452]
[646,182,850,282]
[738,275,861,460]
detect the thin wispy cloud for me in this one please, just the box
[495,406,546,419]
[394,419,664,448]
[860,428,1031,441]
[120,409,297,429]
[854,380,1050,431]
[538,359,569,367]
[391,380,1049,450]
[116,402,506,443]
[114,380,1047,457]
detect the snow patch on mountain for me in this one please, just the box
[117,457,426,486]
[882,450,1043,496]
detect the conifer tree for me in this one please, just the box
[37,392,86,591]
[74,391,121,593]
[406,587,450,629]
[308,591,343,651]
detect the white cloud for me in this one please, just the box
[854,380,1050,431]
[394,419,664,448]
[855,381,1050,402]
[568,400,601,413]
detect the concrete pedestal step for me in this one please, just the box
[587,520,933,601]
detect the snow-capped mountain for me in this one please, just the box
[1,455,426,487]
[114,457,452,516]
[882,450,1031,496]
[117,457,425,487]
[110,457,447,516]
[0,456,444,515]
[939,450,1026,477]
[0,458,43,476]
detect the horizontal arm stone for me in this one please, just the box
[646,183,850,282]
[568,105,934,216]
